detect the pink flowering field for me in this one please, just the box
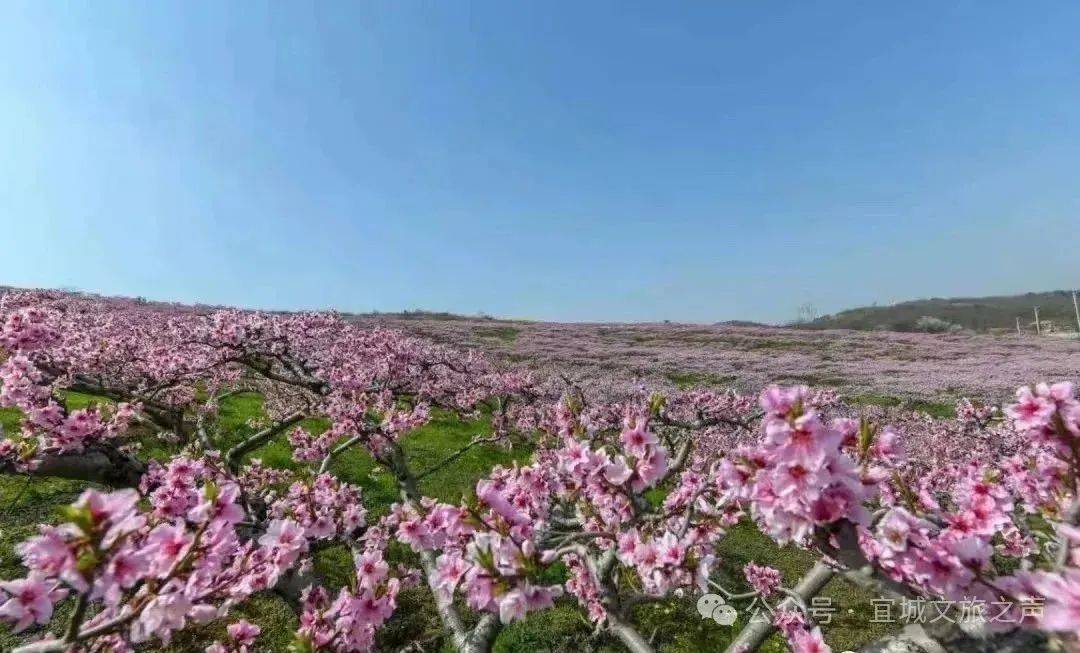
[360,316,1080,402]
[0,291,1078,653]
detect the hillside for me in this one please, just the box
[802,289,1080,333]
[356,314,1080,403]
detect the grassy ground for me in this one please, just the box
[0,394,892,652]
[847,393,957,418]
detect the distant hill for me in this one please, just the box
[802,290,1080,333]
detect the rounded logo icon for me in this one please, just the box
[696,593,737,626]
[695,593,726,619]
[712,603,738,626]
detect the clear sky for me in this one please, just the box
[2,2,1078,323]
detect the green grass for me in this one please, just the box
[848,393,956,418]
[745,339,803,352]
[848,394,903,409]
[904,399,956,419]
[664,370,737,389]
[781,373,848,387]
[473,326,521,344]
[0,393,892,652]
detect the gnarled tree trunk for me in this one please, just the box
[16,446,146,487]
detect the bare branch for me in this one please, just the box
[224,412,307,469]
[415,435,502,481]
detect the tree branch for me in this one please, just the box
[605,611,655,653]
[4,447,146,487]
[415,435,502,481]
[224,412,306,469]
[723,561,834,653]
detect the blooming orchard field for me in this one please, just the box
[0,290,1077,653]
[363,316,1080,402]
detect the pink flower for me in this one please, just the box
[396,516,433,551]
[348,590,391,625]
[759,385,808,417]
[876,508,914,553]
[434,553,469,599]
[656,532,685,567]
[948,536,992,571]
[94,548,149,605]
[773,462,822,498]
[620,421,657,458]
[130,589,192,643]
[188,483,245,525]
[791,626,831,653]
[356,550,389,590]
[616,530,641,565]
[80,488,139,523]
[870,426,905,463]
[227,619,261,646]
[306,515,336,539]
[0,575,66,632]
[463,572,496,612]
[631,446,668,491]
[16,527,81,589]
[78,488,146,547]
[766,414,834,467]
[1013,569,1080,632]
[633,542,661,573]
[258,519,308,568]
[522,583,561,611]
[477,480,528,526]
[743,562,782,597]
[494,583,561,624]
[1038,381,1075,404]
[773,608,807,638]
[912,545,974,598]
[143,523,193,576]
[603,455,632,485]
[498,588,529,624]
[1006,386,1055,432]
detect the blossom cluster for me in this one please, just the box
[0,484,306,647]
[293,523,406,652]
[394,401,743,629]
[773,609,831,653]
[267,474,368,542]
[0,351,139,468]
[206,620,261,653]
[743,561,782,598]
[855,383,1080,639]
[288,425,338,463]
[716,386,880,545]
[393,472,564,625]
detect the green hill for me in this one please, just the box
[802,289,1080,333]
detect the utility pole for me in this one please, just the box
[1073,290,1080,335]
[1034,306,1041,336]
[1016,316,1022,336]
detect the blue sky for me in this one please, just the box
[2,2,1078,323]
